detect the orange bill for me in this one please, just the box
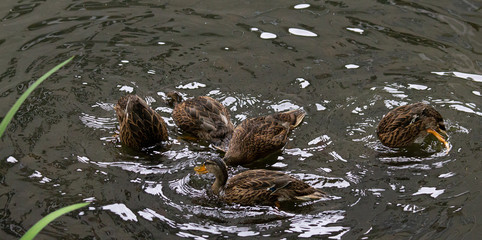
[194,164,208,174]
[426,128,450,153]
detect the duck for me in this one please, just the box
[194,158,325,206]
[114,95,168,150]
[223,109,305,166]
[167,91,235,149]
[377,102,450,152]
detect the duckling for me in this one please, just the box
[224,109,305,166]
[167,91,234,148]
[377,103,450,152]
[194,158,325,206]
[114,95,168,150]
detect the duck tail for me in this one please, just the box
[273,109,306,129]
[294,190,325,201]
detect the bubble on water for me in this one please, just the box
[346,27,364,34]
[345,64,359,69]
[296,77,310,88]
[118,85,134,93]
[260,32,277,39]
[6,156,18,163]
[407,83,429,90]
[294,4,310,9]
[288,28,317,37]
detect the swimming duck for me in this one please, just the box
[377,103,450,152]
[114,95,168,150]
[167,91,235,149]
[223,109,305,166]
[194,158,325,206]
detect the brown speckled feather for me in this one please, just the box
[377,103,446,147]
[169,92,234,147]
[195,158,325,206]
[115,95,168,150]
[224,110,305,166]
[223,169,323,205]
[270,109,306,129]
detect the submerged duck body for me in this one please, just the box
[195,158,325,206]
[168,91,235,148]
[114,95,168,150]
[224,109,306,166]
[377,103,449,151]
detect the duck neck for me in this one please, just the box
[211,161,228,195]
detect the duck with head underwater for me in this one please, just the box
[167,91,235,149]
[377,102,450,152]
[222,109,306,166]
[114,95,169,150]
[194,158,326,206]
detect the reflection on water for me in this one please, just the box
[1,0,481,239]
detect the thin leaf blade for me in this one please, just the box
[20,202,90,240]
[0,56,75,138]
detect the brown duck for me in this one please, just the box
[167,91,234,148]
[223,109,305,166]
[194,158,325,206]
[377,103,450,152]
[114,95,168,150]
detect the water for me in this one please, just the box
[0,0,481,239]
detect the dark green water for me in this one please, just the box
[0,0,481,239]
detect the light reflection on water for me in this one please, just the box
[287,210,349,238]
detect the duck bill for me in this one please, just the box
[426,128,450,153]
[194,164,208,174]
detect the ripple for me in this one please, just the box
[91,101,115,111]
[79,113,117,130]
[396,203,425,213]
[382,85,408,99]
[102,203,138,222]
[296,77,310,88]
[29,170,52,184]
[286,210,349,238]
[407,83,429,90]
[432,71,482,82]
[284,148,313,160]
[346,27,364,34]
[439,172,456,178]
[176,82,207,89]
[450,104,482,116]
[315,103,327,111]
[118,85,134,93]
[76,155,174,174]
[270,100,302,112]
[413,187,445,198]
[432,99,482,116]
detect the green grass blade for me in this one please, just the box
[0,56,75,138]
[20,202,90,240]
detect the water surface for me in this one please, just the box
[0,0,481,239]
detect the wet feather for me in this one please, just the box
[114,95,168,150]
